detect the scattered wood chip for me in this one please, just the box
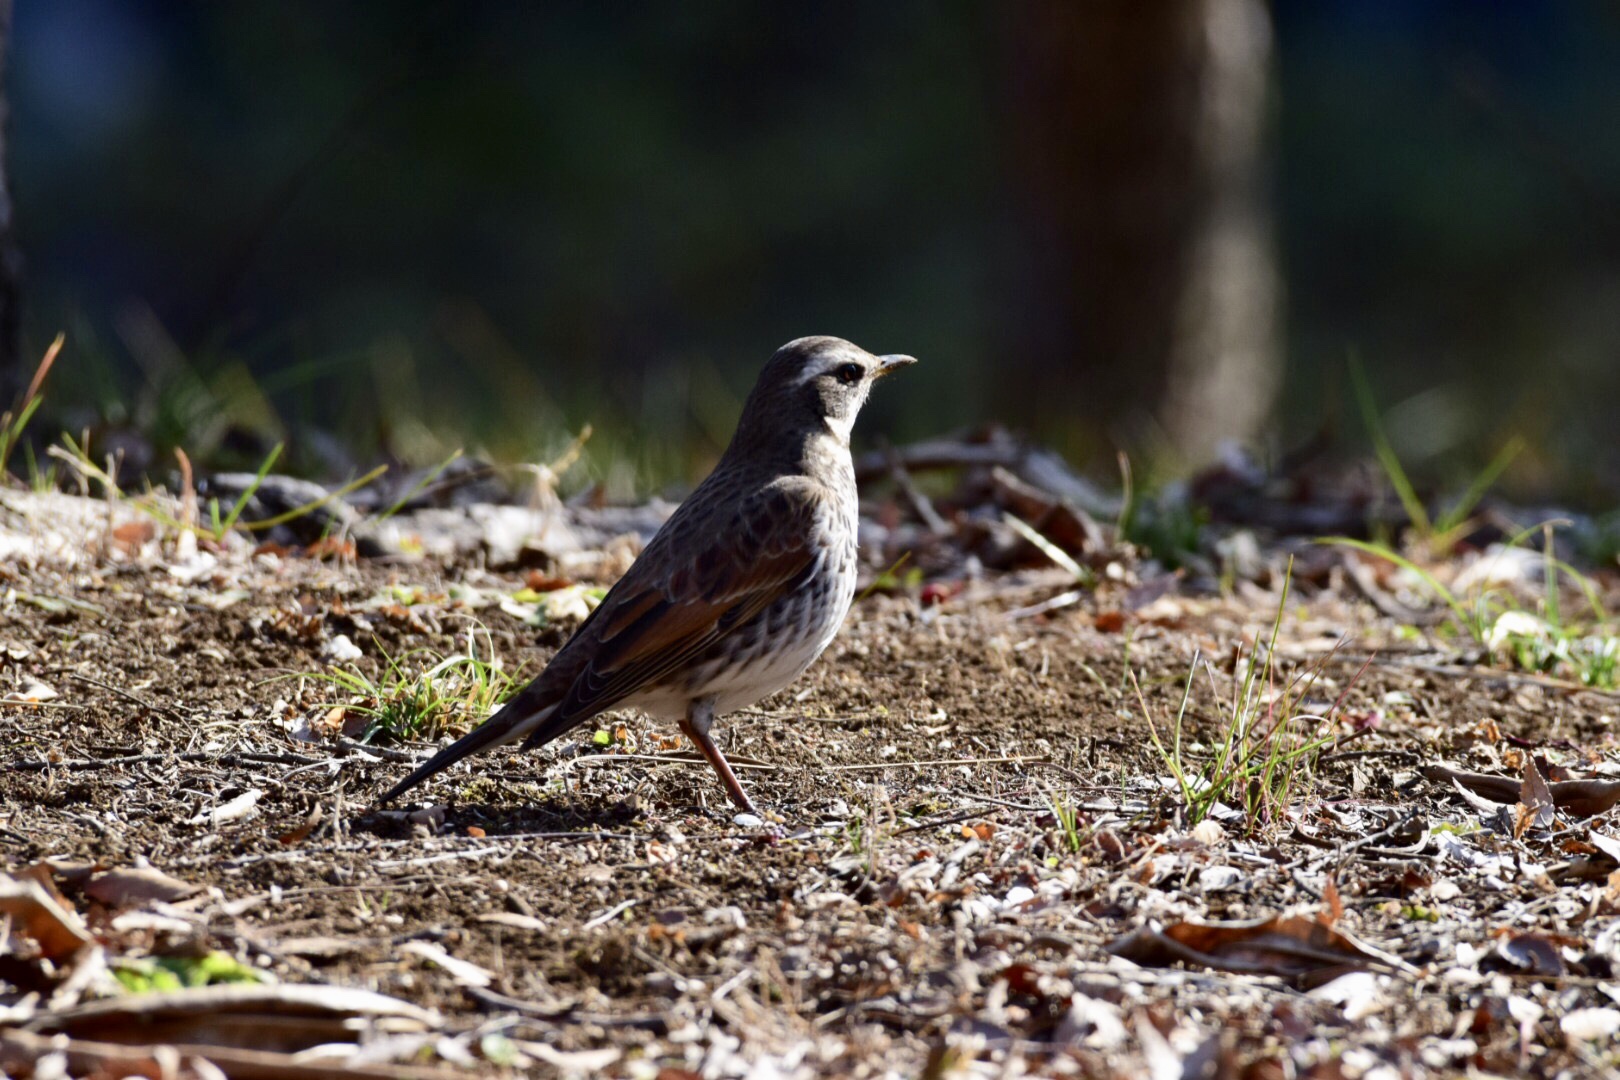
[474,912,548,932]
[1561,1007,1620,1042]
[582,898,638,930]
[109,910,196,934]
[520,1043,623,1072]
[278,935,375,959]
[399,940,495,988]
[186,788,262,826]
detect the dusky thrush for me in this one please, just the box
[379,336,915,815]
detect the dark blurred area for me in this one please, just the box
[5,2,1619,499]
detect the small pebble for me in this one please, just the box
[322,634,363,662]
[733,813,764,829]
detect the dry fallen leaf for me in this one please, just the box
[524,571,575,592]
[1545,779,1620,818]
[0,873,94,961]
[1490,931,1565,977]
[85,867,197,907]
[1425,764,1620,819]
[1093,610,1127,633]
[110,519,156,555]
[34,982,441,1050]
[278,805,324,847]
[4,678,60,704]
[1106,913,1412,988]
[1516,756,1556,837]
[1321,875,1344,923]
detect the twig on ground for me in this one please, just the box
[570,751,777,772]
[65,671,194,720]
[5,749,322,772]
[581,898,638,930]
[1318,748,1422,767]
[463,986,671,1032]
[886,446,950,536]
[374,847,502,871]
[336,737,421,762]
[826,756,1090,785]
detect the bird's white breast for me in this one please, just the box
[634,496,857,718]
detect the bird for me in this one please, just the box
[379,336,916,816]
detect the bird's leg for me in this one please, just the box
[679,698,759,816]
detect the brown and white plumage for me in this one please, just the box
[379,336,915,814]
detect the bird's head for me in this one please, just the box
[737,336,917,449]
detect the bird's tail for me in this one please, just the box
[376,684,562,805]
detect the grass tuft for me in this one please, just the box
[1050,794,1084,854]
[1138,561,1350,833]
[1350,354,1524,557]
[296,635,524,744]
[1332,521,1619,688]
[1,334,65,484]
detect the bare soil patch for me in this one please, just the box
[5,538,1620,1077]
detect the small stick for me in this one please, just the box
[886,445,950,536]
[65,671,192,720]
[581,898,638,930]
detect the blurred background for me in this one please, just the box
[3,1,1619,501]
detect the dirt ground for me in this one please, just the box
[4,539,1620,1078]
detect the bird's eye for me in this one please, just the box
[834,362,863,385]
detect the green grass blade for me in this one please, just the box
[1434,435,1525,536]
[1349,355,1430,537]
[218,443,285,533]
[239,464,388,532]
[1323,537,1478,637]
[379,448,465,522]
[0,397,44,476]
[1003,512,1087,583]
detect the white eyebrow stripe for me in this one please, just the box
[797,345,871,385]
[803,354,838,380]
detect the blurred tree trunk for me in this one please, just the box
[0,0,20,401]
[996,0,1279,467]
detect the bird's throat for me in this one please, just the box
[802,425,855,486]
[821,411,855,446]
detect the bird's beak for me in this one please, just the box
[874,354,917,379]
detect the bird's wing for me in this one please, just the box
[525,479,825,742]
[378,479,826,804]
